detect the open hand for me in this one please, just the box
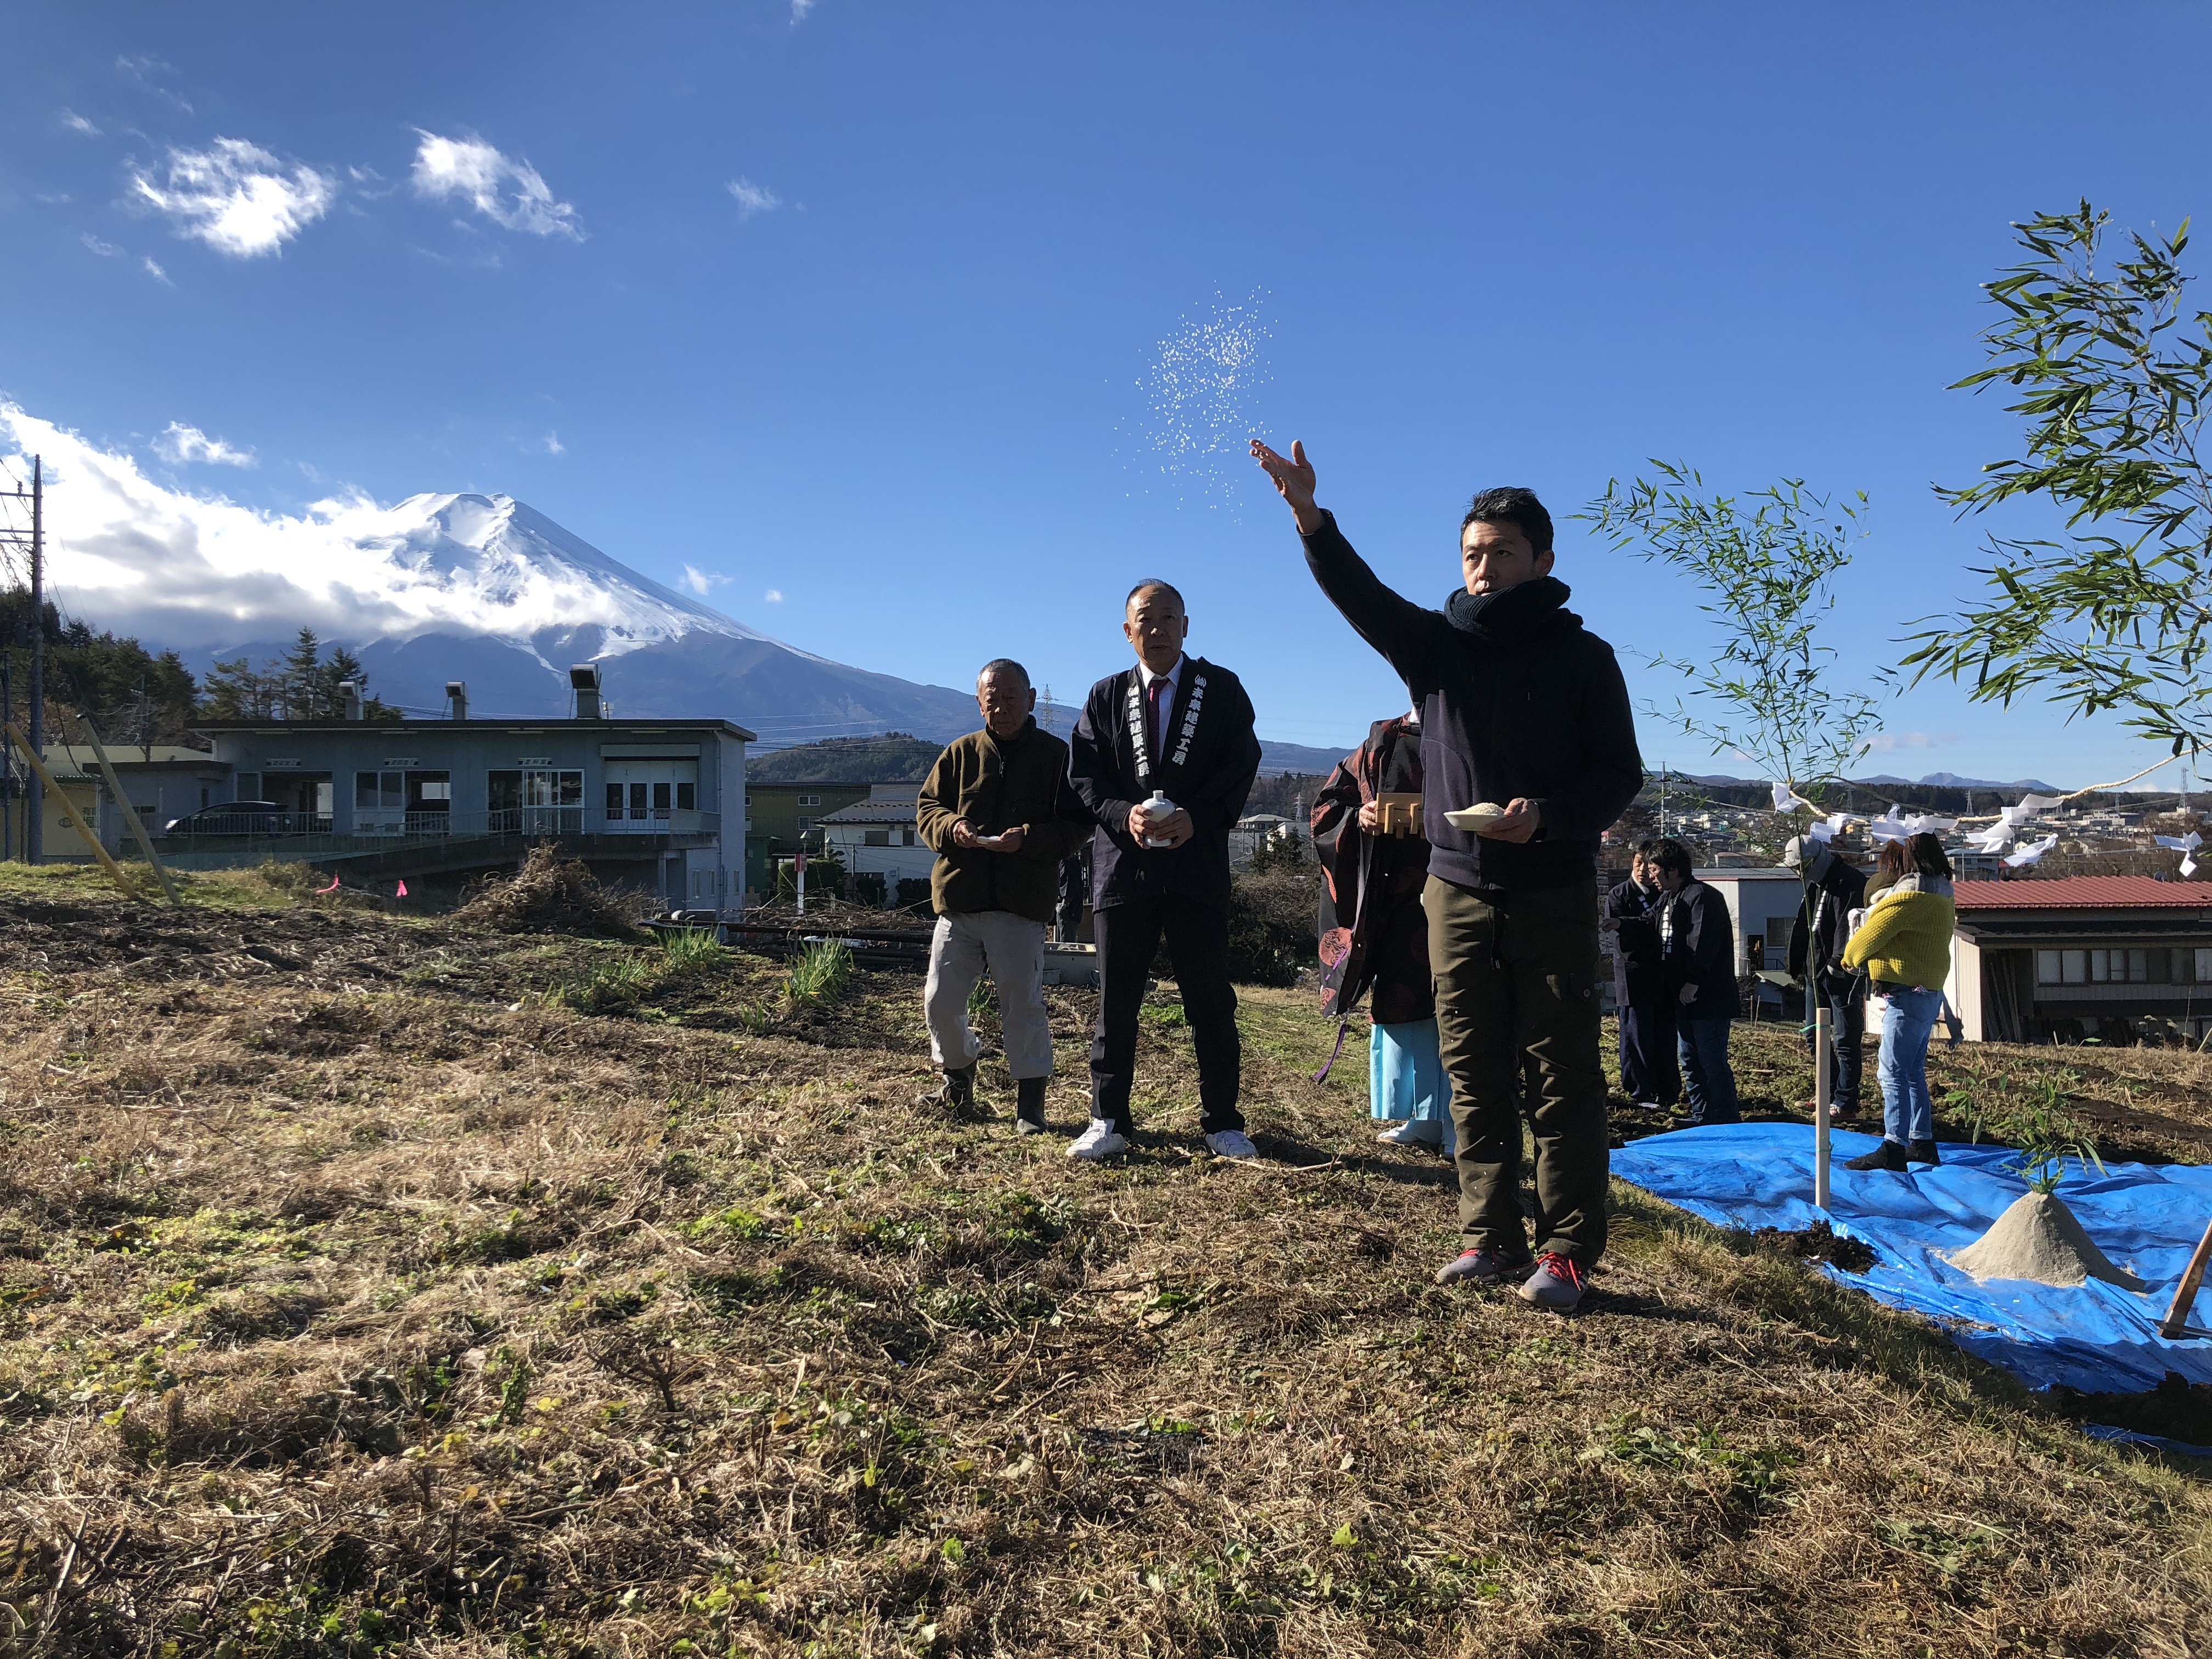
[1356,799,1381,832]
[1250,438,1322,532]
[1474,797,1542,844]
[992,825,1026,854]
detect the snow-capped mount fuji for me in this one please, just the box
[184,491,985,746]
[163,489,1346,770]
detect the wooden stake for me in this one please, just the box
[74,719,180,906]
[2,724,139,898]
[1813,1002,1832,1210]
[2158,1216,2212,1340]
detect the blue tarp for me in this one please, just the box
[1610,1124,2212,1397]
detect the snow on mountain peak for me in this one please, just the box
[0,404,779,659]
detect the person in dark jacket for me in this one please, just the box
[914,659,1092,1131]
[1605,841,1676,1110]
[1783,833,1867,1120]
[1065,580,1263,1163]
[1649,838,1740,1125]
[1252,437,1644,1313]
[1311,712,1454,1152]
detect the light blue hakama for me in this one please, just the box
[1370,1019,1453,1152]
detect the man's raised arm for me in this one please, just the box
[1250,437,1446,693]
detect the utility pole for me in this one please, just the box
[0,456,41,864]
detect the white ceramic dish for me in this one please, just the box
[1444,803,1508,833]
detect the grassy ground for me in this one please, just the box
[2,863,2210,1656]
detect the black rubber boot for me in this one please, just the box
[1014,1075,1049,1135]
[1905,1138,1941,1166]
[916,1064,976,1113]
[1844,1138,1908,1172]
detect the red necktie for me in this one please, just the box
[1147,676,1168,756]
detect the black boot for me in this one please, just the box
[1905,1138,1941,1166]
[916,1064,976,1114]
[1844,1138,1908,1172]
[1014,1075,1050,1135]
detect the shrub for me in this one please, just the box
[1226,868,1317,986]
[789,939,854,1005]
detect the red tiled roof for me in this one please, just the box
[1954,876,2212,911]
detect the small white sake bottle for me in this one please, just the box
[1142,791,1178,848]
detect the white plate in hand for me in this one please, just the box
[1444,804,1508,833]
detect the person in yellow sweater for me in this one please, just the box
[1839,834,1956,1172]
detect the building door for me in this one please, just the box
[602,760,698,831]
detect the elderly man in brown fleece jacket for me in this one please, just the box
[913,658,1091,1132]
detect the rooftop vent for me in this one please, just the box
[338,679,364,721]
[570,663,605,720]
[445,680,469,722]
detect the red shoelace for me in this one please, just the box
[1533,1252,1584,1291]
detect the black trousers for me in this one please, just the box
[1618,998,1679,1104]
[1089,895,1244,1136]
[1808,974,1866,1109]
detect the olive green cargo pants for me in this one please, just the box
[1424,874,1610,1265]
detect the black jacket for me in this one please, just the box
[1785,855,1869,988]
[1606,878,1666,1006]
[1664,879,1738,1020]
[1068,657,1262,912]
[1302,511,1644,892]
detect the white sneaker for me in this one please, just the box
[1375,1120,1441,1148]
[1204,1128,1259,1159]
[1067,1119,1129,1161]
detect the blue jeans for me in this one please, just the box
[1875,985,1941,1146]
[1677,1018,1738,1124]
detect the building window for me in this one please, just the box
[795,816,814,832]
[797,793,821,808]
[901,827,916,847]
[491,769,583,830]
[2199,948,2212,984]
[865,830,891,847]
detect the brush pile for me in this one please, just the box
[456,844,644,936]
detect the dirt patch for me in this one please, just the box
[1739,1220,1877,1274]
[2049,1371,2212,1452]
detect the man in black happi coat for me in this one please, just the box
[1065,580,1263,1161]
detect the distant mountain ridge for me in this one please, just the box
[1679,770,2064,794]
[160,491,1346,775]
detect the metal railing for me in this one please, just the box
[151,808,722,871]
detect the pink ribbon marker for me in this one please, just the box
[396,880,409,898]
[315,874,340,894]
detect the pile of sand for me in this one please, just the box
[1945,1190,2149,1291]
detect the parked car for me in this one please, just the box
[162,800,291,836]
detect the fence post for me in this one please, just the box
[1813,1001,1832,1210]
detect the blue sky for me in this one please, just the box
[3,3,2207,788]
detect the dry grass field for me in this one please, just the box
[2,861,2209,1656]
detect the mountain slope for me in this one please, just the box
[163,490,1347,770]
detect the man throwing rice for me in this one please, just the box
[1252,439,1644,1312]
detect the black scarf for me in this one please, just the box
[1444,574,1575,644]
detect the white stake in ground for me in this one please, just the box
[1813,1002,1832,1210]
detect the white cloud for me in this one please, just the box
[680,565,730,596]
[726,176,782,220]
[61,109,100,136]
[791,0,816,21]
[0,404,691,650]
[1859,731,1954,753]
[142,256,172,286]
[115,55,193,113]
[543,432,565,455]
[130,138,337,258]
[82,233,123,257]
[411,132,582,240]
[763,587,785,603]
[156,422,256,467]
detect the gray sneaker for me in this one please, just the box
[1517,1252,1588,1312]
[1435,1244,1535,1285]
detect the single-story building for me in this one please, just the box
[819,784,934,902]
[16,744,233,862]
[1949,876,2212,1045]
[182,668,754,910]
